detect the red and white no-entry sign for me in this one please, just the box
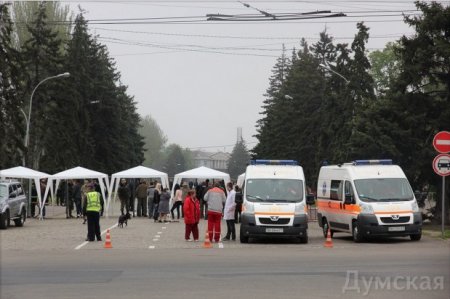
[433,131,450,153]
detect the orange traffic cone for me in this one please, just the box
[324,228,333,248]
[104,229,113,249]
[203,229,212,249]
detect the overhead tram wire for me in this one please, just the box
[91,27,409,40]
[97,37,280,57]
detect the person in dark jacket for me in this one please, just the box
[65,180,74,218]
[234,185,243,223]
[135,180,148,217]
[128,178,137,217]
[118,179,130,216]
[72,180,82,218]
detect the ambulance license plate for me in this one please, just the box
[266,228,283,233]
[388,226,405,232]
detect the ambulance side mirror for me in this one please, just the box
[344,194,354,205]
[306,194,315,205]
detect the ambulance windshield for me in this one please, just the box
[354,178,414,202]
[245,179,304,202]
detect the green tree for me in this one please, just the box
[368,42,400,96]
[21,2,66,170]
[386,1,449,222]
[51,12,144,174]
[253,44,291,157]
[12,1,72,51]
[0,3,24,168]
[163,144,186,178]
[228,139,251,180]
[139,115,167,168]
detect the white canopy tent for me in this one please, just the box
[172,166,231,196]
[107,165,169,216]
[0,166,52,219]
[46,167,109,216]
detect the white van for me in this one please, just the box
[317,159,422,242]
[240,160,314,243]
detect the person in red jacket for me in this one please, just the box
[183,189,200,241]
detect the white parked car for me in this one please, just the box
[0,180,28,229]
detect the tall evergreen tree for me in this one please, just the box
[52,12,144,174]
[228,139,251,180]
[0,3,24,168]
[253,45,290,157]
[21,2,65,170]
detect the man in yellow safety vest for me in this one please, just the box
[85,184,102,242]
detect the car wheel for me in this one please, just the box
[352,222,363,243]
[14,208,26,227]
[322,219,334,238]
[410,233,421,241]
[0,210,9,229]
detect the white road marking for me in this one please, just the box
[149,245,155,249]
[74,223,118,250]
[154,235,160,238]
[162,227,167,229]
[152,238,159,242]
[157,231,162,234]
[74,241,88,250]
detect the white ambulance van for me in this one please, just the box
[240,160,314,244]
[317,159,422,242]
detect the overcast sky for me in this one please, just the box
[62,0,433,152]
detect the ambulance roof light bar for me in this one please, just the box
[250,160,298,165]
[352,159,393,165]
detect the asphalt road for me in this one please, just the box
[1,207,449,299]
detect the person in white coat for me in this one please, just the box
[223,182,236,241]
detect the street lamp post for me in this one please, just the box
[319,63,349,84]
[24,72,70,167]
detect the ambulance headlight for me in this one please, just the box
[244,202,254,214]
[295,203,305,215]
[411,201,419,212]
[360,203,374,214]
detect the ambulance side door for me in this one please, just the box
[335,180,356,233]
[328,180,344,231]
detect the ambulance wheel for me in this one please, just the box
[299,233,308,244]
[352,222,364,243]
[322,219,334,238]
[410,234,421,241]
[240,235,249,243]
[240,226,249,243]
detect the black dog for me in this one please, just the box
[118,213,130,228]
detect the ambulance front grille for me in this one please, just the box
[380,216,410,224]
[259,218,290,225]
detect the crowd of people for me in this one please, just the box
[110,178,242,242]
[31,177,243,243]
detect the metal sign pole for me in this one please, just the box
[443,176,445,239]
